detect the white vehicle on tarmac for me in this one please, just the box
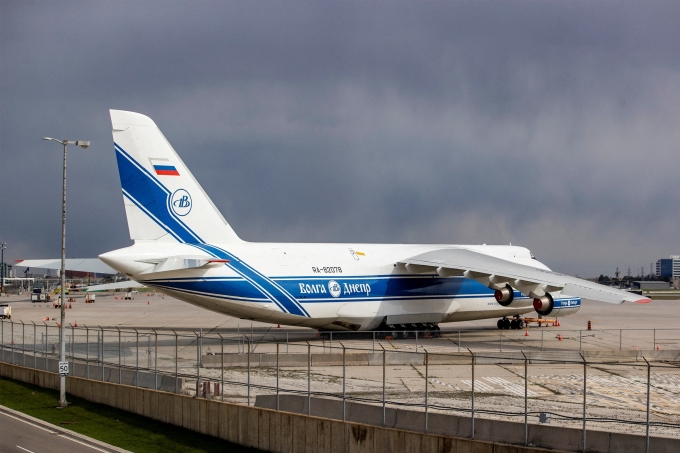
[0,304,10,320]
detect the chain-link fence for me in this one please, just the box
[1,320,678,452]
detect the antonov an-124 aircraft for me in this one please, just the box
[37,110,655,332]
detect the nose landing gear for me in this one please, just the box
[497,315,525,330]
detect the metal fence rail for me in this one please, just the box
[1,320,679,453]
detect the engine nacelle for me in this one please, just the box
[533,293,581,317]
[494,284,533,308]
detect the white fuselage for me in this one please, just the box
[100,242,546,331]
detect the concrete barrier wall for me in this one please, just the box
[256,394,680,453]
[1,361,568,453]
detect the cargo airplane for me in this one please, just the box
[24,110,652,332]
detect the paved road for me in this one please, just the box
[0,408,125,453]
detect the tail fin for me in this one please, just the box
[110,110,241,244]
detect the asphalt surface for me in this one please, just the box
[0,408,125,453]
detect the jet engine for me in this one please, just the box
[533,293,581,317]
[494,284,534,308]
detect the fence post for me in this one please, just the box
[135,329,139,387]
[85,327,89,379]
[22,320,25,367]
[276,342,280,410]
[154,330,158,390]
[456,330,460,353]
[415,331,418,353]
[196,331,200,396]
[424,350,429,433]
[382,344,386,426]
[101,327,104,382]
[541,330,544,351]
[470,349,475,439]
[342,344,346,421]
[643,357,651,453]
[581,354,587,453]
[653,329,656,350]
[117,327,121,384]
[1,319,4,363]
[620,329,622,350]
[522,351,528,445]
[307,342,311,416]
[373,331,375,352]
[174,331,178,394]
[33,322,36,369]
[221,334,225,403]
[286,332,288,354]
[45,322,48,371]
[11,321,14,364]
[70,324,74,376]
[499,330,502,352]
[247,340,251,406]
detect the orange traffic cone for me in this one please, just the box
[147,300,150,305]
[525,330,529,337]
[277,324,281,328]
[558,333,563,341]
[44,317,49,321]
[635,345,639,350]
[656,343,661,351]
[74,321,78,327]
[57,323,61,327]
[69,303,72,309]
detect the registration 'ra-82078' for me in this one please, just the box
[311,266,342,274]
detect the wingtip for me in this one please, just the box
[635,298,652,304]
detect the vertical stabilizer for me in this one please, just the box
[110,110,241,244]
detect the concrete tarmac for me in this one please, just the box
[0,290,677,332]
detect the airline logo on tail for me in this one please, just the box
[171,189,192,216]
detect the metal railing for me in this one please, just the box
[1,320,679,453]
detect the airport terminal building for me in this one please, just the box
[656,255,680,279]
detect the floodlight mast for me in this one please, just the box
[42,136,90,408]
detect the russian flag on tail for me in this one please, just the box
[150,158,179,176]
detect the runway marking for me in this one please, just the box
[17,446,36,453]
[429,378,462,390]
[1,411,56,434]
[1,411,113,452]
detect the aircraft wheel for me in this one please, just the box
[517,320,525,329]
[502,318,511,329]
[497,319,504,329]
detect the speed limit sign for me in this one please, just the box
[58,361,69,376]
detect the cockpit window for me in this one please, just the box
[530,251,537,260]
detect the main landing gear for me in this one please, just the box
[380,322,441,339]
[497,315,525,330]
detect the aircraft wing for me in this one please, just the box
[14,259,117,275]
[85,280,145,292]
[400,248,651,304]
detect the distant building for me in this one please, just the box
[632,281,670,291]
[656,255,680,278]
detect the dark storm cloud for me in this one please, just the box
[1,0,679,277]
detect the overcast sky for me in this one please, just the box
[1,0,678,277]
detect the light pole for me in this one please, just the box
[43,137,90,408]
[0,242,6,293]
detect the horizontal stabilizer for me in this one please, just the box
[13,259,117,275]
[85,280,145,292]
[137,256,230,274]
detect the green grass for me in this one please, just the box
[0,376,262,453]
